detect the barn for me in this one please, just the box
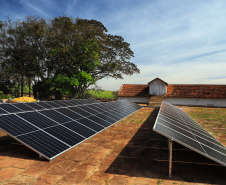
[118,78,226,107]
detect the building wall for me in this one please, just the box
[164,97,226,107]
[118,97,150,104]
[149,80,166,95]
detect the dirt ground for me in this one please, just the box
[0,106,226,184]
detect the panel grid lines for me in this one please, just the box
[0,99,142,160]
[153,101,226,167]
[159,113,222,146]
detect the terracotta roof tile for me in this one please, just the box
[118,84,149,97]
[165,84,226,98]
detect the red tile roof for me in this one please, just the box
[165,84,226,98]
[118,84,149,97]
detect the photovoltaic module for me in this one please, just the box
[0,99,141,160]
[153,101,226,167]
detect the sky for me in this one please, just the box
[1,0,226,90]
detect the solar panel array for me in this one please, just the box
[0,99,98,114]
[153,101,226,167]
[0,99,141,160]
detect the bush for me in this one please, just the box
[74,91,95,99]
[0,94,14,99]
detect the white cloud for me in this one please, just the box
[1,0,226,91]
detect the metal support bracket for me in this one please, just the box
[168,138,173,178]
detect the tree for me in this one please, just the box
[0,16,47,97]
[0,16,140,99]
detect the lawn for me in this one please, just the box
[180,106,226,145]
[88,90,117,100]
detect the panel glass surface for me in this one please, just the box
[0,99,142,160]
[27,102,45,110]
[12,103,35,112]
[78,106,99,115]
[17,112,58,129]
[0,104,23,113]
[0,114,38,136]
[16,130,70,159]
[68,106,91,117]
[153,101,226,167]
[44,125,84,146]
[63,120,96,138]
[39,109,72,123]
[55,108,83,120]
[87,115,111,127]
[76,117,105,132]
[44,101,61,108]
[0,107,8,115]
[53,100,68,107]
[95,113,117,124]
[36,102,54,109]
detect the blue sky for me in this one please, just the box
[1,0,226,90]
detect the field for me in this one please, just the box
[180,106,226,145]
[88,90,117,100]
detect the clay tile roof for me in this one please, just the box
[118,84,149,97]
[147,77,168,85]
[165,84,226,98]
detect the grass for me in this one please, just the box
[87,90,117,100]
[181,107,226,138]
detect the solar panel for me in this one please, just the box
[75,117,104,132]
[36,102,54,109]
[17,112,58,129]
[55,108,83,120]
[58,100,74,106]
[153,101,226,169]
[43,101,62,108]
[53,100,68,107]
[0,107,8,115]
[12,103,35,112]
[43,125,85,146]
[39,109,72,123]
[68,106,91,117]
[0,114,38,135]
[62,120,96,138]
[0,104,23,113]
[0,100,142,160]
[26,102,45,110]
[16,130,70,159]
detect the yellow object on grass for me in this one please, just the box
[13,97,37,103]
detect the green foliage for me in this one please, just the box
[88,90,118,100]
[0,15,139,99]
[0,94,14,99]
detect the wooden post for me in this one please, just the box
[168,139,173,178]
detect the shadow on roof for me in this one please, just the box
[105,107,226,183]
[0,134,46,161]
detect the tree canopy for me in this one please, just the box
[0,16,140,99]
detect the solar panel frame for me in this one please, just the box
[153,101,226,167]
[0,104,23,113]
[26,102,46,110]
[0,100,142,160]
[0,107,9,115]
[11,103,35,112]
